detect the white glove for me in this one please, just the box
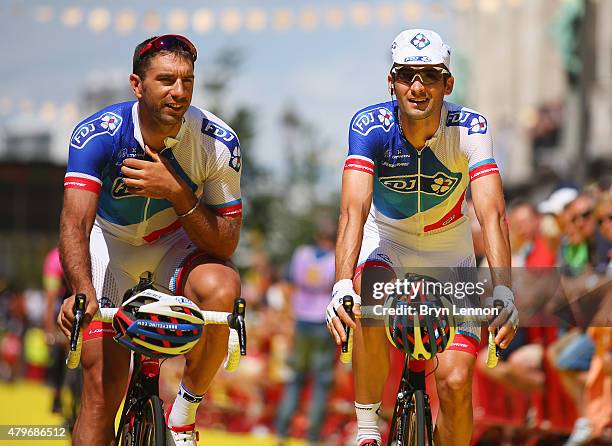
[485,285,519,329]
[326,279,361,325]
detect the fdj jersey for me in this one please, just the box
[345,100,499,238]
[64,102,242,245]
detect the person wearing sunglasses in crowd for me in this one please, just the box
[326,29,518,445]
[593,194,612,272]
[57,35,242,446]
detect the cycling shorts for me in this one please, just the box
[84,223,204,341]
[355,219,481,356]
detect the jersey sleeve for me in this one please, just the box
[345,105,392,175]
[454,110,500,182]
[202,139,242,218]
[64,110,121,193]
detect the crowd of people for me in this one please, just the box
[0,178,610,445]
[473,180,612,445]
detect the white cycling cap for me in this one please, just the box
[391,29,451,71]
[538,187,579,215]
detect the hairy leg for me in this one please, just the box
[180,258,241,394]
[73,337,130,446]
[433,350,476,446]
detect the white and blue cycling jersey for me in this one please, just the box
[345,100,499,239]
[65,101,242,246]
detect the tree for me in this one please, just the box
[204,49,338,264]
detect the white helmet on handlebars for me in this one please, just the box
[113,289,205,358]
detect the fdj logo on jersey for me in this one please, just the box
[380,172,459,197]
[380,175,418,193]
[111,177,131,199]
[351,108,394,136]
[446,110,488,135]
[71,112,122,149]
[201,119,241,172]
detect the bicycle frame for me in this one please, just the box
[66,271,247,445]
[115,354,162,445]
[388,357,434,446]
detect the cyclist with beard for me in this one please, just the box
[57,35,242,446]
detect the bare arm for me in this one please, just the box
[471,174,511,283]
[471,173,516,346]
[171,181,241,260]
[336,170,374,281]
[57,188,99,336]
[326,169,373,343]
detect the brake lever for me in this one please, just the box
[493,299,505,357]
[228,297,247,356]
[341,295,354,354]
[70,293,86,352]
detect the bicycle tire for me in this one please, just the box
[136,395,166,446]
[406,390,426,446]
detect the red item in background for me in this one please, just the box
[526,234,557,267]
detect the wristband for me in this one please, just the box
[176,200,199,218]
[332,279,355,297]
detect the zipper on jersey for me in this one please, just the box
[417,151,422,212]
[136,199,151,240]
[136,144,154,241]
[417,150,423,232]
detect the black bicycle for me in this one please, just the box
[343,296,503,446]
[387,354,434,446]
[341,297,434,446]
[66,272,247,446]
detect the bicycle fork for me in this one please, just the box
[390,358,434,446]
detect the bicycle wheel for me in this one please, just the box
[136,395,166,446]
[406,390,426,446]
[388,395,406,446]
[118,406,137,446]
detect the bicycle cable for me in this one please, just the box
[424,356,439,378]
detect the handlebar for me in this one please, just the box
[69,293,86,352]
[485,299,505,368]
[227,297,247,356]
[358,299,506,368]
[340,295,354,364]
[66,293,247,372]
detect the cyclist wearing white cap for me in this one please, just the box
[327,29,519,445]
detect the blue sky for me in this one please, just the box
[0,0,455,180]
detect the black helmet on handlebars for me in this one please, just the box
[384,274,456,360]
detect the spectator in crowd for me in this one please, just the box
[42,246,69,413]
[0,282,28,381]
[276,221,337,446]
[551,193,599,446]
[477,201,549,391]
[593,194,612,272]
[558,194,597,276]
[537,187,579,257]
[508,200,557,267]
[582,195,612,441]
[585,325,612,441]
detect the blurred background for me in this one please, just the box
[0,0,611,445]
